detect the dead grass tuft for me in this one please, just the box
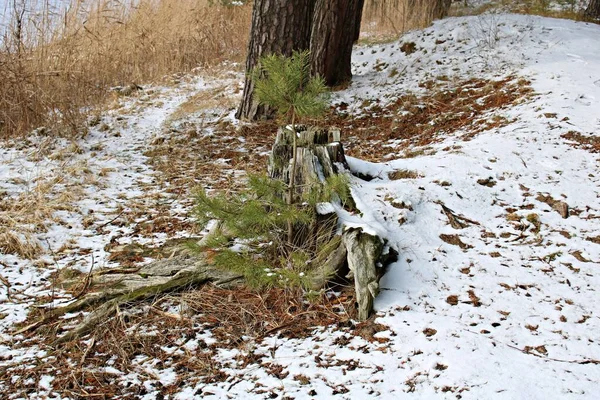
[388,169,422,180]
[361,0,451,41]
[0,230,42,259]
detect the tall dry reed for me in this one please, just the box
[0,0,251,138]
[0,0,449,138]
[361,0,451,38]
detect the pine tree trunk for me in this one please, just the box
[236,0,316,121]
[585,0,600,19]
[431,0,452,19]
[310,0,365,86]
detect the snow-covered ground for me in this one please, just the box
[1,12,600,400]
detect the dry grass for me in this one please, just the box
[450,0,590,21]
[361,0,451,41]
[388,169,422,180]
[0,0,251,138]
[0,0,458,138]
[1,285,360,398]
[0,155,89,259]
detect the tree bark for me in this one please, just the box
[585,0,600,19]
[431,0,452,20]
[310,0,365,86]
[236,0,315,121]
[269,125,348,204]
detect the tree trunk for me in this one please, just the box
[310,0,364,86]
[585,0,600,19]
[236,0,316,121]
[431,0,452,20]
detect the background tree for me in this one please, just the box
[237,0,364,120]
[237,0,453,121]
[310,0,365,86]
[585,0,600,19]
[235,0,315,120]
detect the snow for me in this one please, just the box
[2,10,600,400]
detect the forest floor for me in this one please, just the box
[1,10,600,400]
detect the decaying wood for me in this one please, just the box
[269,126,392,320]
[20,254,243,343]
[343,228,384,321]
[309,234,347,290]
[269,125,348,203]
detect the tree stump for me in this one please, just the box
[269,125,390,321]
[268,125,348,200]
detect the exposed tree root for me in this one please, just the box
[16,255,244,345]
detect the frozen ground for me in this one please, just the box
[1,12,600,399]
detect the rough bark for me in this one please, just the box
[343,228,384,321]
[585,0,600,19]
[310,0,365,86]
[431,0,452,20]
[268,125,348,203]
[236,0,316,120]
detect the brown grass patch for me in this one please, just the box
[333,76,533,162]
[0,157,91,259]
[361,0,451,41]
[561,130,600,153]
[388,169,422,180]
[147,120,277,195]
[0,230,43,259]
[1,285,360,397]
[440,234,473,250]
[0,0,251,138]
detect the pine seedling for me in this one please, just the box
[253,50,329,242]
[253,50,329,201]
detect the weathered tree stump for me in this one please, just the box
[269,125,391,321]
[269,125,349,201]
[34,127,392,344]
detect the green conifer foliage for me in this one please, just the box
[253,50,329,243]
[192,174,351,290]
[192,52,344,291]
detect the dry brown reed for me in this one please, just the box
[0,0,251,138]
[361,0,451,40]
